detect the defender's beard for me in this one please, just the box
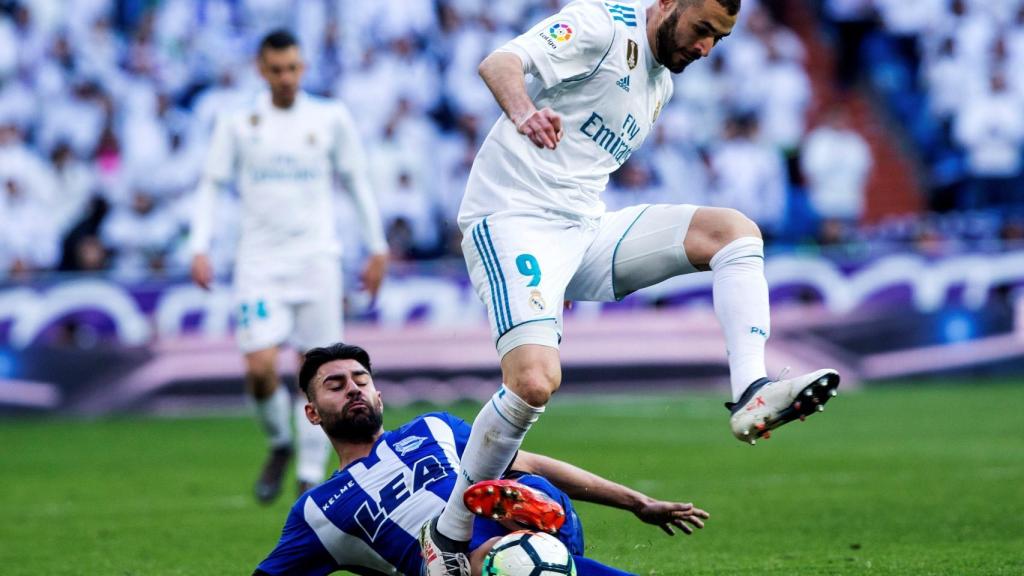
[320,400,383,444]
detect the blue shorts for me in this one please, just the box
[469,472,585,556]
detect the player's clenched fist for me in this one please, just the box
[514,107,563,150]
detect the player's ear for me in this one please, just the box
[304,401,321,425]
[375,391,383,411]
[256,52,271,78]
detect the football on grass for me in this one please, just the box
[483,530,576,576]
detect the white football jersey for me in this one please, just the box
[191,91,387,275]
[458,0,674,229]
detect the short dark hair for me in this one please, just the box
[259,29,299,55]
[299,343,373,397]
[681,0,741,16]
[716,0,740,16]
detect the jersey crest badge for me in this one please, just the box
[652,99,663,124]
[528,289,547,313]
[307,133,317,146]
[626,39,638,70]
[393,435,427,456]
[249,113,260,127]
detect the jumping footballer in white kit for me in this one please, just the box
[189,30,389,504]
[420,1,841,573]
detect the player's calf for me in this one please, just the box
[254,445,293,504]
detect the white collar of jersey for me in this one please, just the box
[261,89,308,112]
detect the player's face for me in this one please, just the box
[307,359,383,443]
[258,46,305,106]
[655,0,736,73]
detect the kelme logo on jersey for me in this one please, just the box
[579,111,641,165]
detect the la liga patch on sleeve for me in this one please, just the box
[538,21,574,50]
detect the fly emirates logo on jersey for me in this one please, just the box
[351,455,450,541]
[248,154,321,183]
[579,111,641,165]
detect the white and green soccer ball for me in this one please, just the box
[482,530,576,576]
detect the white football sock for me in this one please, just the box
[295,397,331,484]
[710,236,770,401]
[436,385,544,542]
[254,385,293,449]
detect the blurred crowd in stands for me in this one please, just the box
[829,0,1024,213]
[0,0,1021,283]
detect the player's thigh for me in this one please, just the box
[461,213,589,356]
[234,282,294,355]
[292,259,344,352]
[567,204,699,302]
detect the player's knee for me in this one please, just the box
[246,363,279,399]
[687,207,761,268]
[707,208,761,247]
[505,363,561,407]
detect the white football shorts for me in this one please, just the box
[232,256,343,354]
[462,204,699,357]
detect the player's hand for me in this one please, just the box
[516,107,563,150]
[190,254,214,291]
[633,498,709,536]
[360,253,389,299]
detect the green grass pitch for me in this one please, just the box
[1,383,1022,575]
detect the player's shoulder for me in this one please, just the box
[214,93,265,127]
[395,412,469,438]
[301,93,354,120]
[400,411,458,430]
[552,0,642,58]
[558,0,617,36]
[570,0,643,29]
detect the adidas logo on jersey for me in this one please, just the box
[616,75,630,92]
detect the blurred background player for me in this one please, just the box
[189,30,389,503]
[421,1,840,572]
[254,343,708,576]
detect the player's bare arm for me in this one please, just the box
[189,174,228,291]
[478,52,562,150]
[360,252,389,298]
[512,451,709,536]
[190,253,214,290]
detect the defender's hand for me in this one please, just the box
[633,498,709,536]
[515,107,563,150]
[361,253,389,299]
[190,254,214,291]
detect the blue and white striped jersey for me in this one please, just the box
[255,412,471,576]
